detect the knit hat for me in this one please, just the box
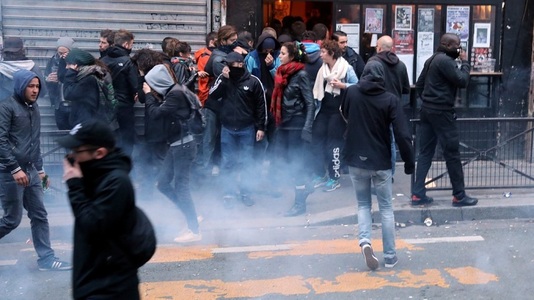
[65,48,95,66]
[57,37,75,49]
[3,37,23,52]
[361,60,385,81]
[145,64,175,95]
[261,38,276,51]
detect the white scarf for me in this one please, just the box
[313,57,349,101]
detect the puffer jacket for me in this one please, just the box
[0,69,43,174]
[280,70,315,133]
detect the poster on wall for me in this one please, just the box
[473,23,491,48]
[395,6,412,30]
[392,30,414,54]
[418,8,434,32]
[416,32,434,80]
[446,6,470,40]
[336,23,360,53]
[365,8,383,33]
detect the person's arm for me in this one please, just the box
[0,104,20,175]
[390,96,415,174]
[253,78,267,132]
[339,85,353,123]
[299,72,315,136]
[441,58,470,89]
[344,66,358,87]
[208,74,228,99]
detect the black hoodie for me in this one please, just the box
[67,150,139,299]
[340,75,414,171]
[368,51,410,99]
[101,46,138,107]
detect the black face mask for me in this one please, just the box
[229,66,245,80]
[219,41,238,54]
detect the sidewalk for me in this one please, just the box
[19,169,534,235]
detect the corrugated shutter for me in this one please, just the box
[1,0,209,68]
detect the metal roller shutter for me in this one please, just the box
[1,0,210,68]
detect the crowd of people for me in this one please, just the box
[0,17,480,298]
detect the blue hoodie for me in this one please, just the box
[13,69,41,102]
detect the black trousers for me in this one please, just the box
[311,110,346,180]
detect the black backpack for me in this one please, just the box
[119,207,157,268]
[96,74,119,130]
[177,84,206,135]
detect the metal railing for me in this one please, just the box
[41,130,70,201]
[411,118,534,190]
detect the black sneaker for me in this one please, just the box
[411,195,434,206]
[384,256,398,268]
[361,243,379,270]
[452,195,478,207]
[39,259,72,271]
[241,194,255,207]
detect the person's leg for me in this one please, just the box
[311,112,328,180]
[171,143,200,234]
[0,172,24,239]
[199,108,218,170]
[116,106,136,157]
[325,113,345,184]
[412,108,438,198]
[372,169,395,259]
[220,126,239,197]
[236,126,256,199]
[156,148,176,201]
[23,168,55,265]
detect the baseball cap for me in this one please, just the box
[3,37,24,52]
[56,120,116,149]
[224,52,244,64]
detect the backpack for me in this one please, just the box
[119,207,157,268]
[96,74,119,130]
[177,84,206,135]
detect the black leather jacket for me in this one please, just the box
[280,70,314,133]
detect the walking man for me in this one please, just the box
[0,69,71,271]
[412,33,478,207]
[341,61,414,270]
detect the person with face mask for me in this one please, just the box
[411,33,478,207]
[209,52,267,208]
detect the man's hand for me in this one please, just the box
[221,66,230,79]
[265,53,274,66]
[46,72,58,83]
[13,170,29,187]
[198,71,209,78]
[63,158,83,181]
[256,130,265,141]
[142,82,152,94]
[460,49,467,61]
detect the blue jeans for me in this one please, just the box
[220,125,255,195]
[198,108,220,169]
[157,141,199,234]
[412,108,465,198]
[348,167,396,259]
[0,166,55,265]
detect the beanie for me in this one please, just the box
[261,38,276,51]
[145,64,175,95]
[57,37,75,49]
[65,48,95,66]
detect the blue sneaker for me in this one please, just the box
[312,175,328,188]
[323,178,340,192]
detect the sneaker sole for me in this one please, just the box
[385,259,398,268]
[174,236,202,243]
[362,245,379,270]
[323,184,341,192]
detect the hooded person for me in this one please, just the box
[244,32,281,101]
[340,60,414,271]
[0,37,48,101]
[63,48,111,128]
[301,31,322,82]
[143,64,202,243]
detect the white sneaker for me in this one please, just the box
[174,230,201,243]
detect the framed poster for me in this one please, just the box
[446,6,470,40]
[418,8,434,32]
[395,6,412,30]
[473,23,491,48]
[365,8,383,33]
[392,30,414,55]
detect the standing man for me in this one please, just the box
[0,69,71,271]
[98,29,114,58]
[210,52,267,208]
[101,29,138,157]
[368,35,411,178]
[412,33,478,207]
[332,31,365,79]
[58,119,140,299]
[340,61,414,270]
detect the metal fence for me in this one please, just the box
[41,130,70,201]
[411,117,534,190]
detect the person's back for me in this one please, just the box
[58,120,140,299]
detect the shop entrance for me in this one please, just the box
[262,1,333,39]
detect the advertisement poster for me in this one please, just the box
[446,6,470,40]
[471,48,492,69]
[395,6,412,30]
[416,32,434,79]
[365,8,383,33]
[418,8,434,32]
[473,23,491,48]
[392,30,414,55]
[336,23,360,53]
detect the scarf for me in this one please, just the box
[313,57,349,101]
[270,61,305,126]
[76,65,106,81]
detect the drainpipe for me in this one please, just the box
[220,0,227,26]
[212,0,222,31]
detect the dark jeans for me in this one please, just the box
[137,141,168,197]
[0,166,55,265]
[197,108,220,170]
[157,141,199,234]
[311,111,346,180]
[116,106,136,157]
[220,125,255,196]
[412,107,465,198]
[273,128,312,188]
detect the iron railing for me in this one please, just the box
[411,117,534,190]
